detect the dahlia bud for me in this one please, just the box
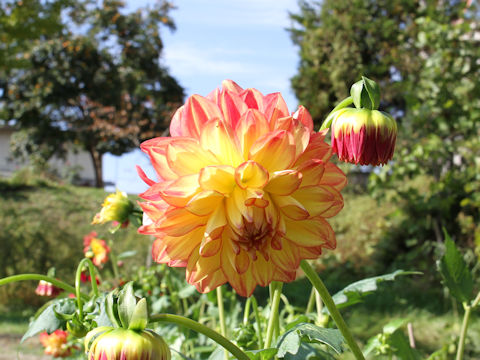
[330,77,397,166]
[35,280,61,297]
[39,330,72,358]
[92,190,134,226]
[85,327,170,360]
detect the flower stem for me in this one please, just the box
[265,281,283,348]
[150,314,250,360]
[0,274,88,301]
[251,296,264,349]
[306,287,315,314]
[456,303,471,360]
[243,297,252,325]
[75,258,98,321]
[320,96,353,131]
[300,260,365,360]
[217,286,228,360]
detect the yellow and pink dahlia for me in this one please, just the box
[39,330,71,358]
[83,231,110,267]
[137,80,346,297]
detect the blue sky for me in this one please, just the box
[105,0,301,193]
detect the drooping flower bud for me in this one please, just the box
[329,77,397,166]
[92,190,134,227]
[35,280,62,297]
[85,327,171,360]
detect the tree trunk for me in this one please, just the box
[88,147,104,188]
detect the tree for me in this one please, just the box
[2,0,184,187]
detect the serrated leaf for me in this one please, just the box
[91,294,113,328]
[276,323,344,358]
[438,233,473,303]
[128,298,148,331]
[327,270,421,312]
[383,318,407,335]
[22,298,76,342]
[283,343,336,360]
[118,282,136,328]
[245,348,278,360]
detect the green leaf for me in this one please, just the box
[178,284,198,299]
[327,270,421,312]
[388,330,422,360]
[283,344,336,360]
[438,231,474,303]
[118,282,137,328]
[106,288,122,328]
[361,76,380,110]
[276,323,344,358]
[128,298,148,331]
[245,348,278,360]
[117,250,137,259]
[22,298,76,342]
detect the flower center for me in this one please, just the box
[232,215,275,259]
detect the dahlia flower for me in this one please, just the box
[330,108,397,166]
[35,280,61,297]
[39,330,71,358]
[138,80,346,297]
[92,190,133,226]
[83,231,110,267]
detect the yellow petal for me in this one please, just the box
[157,208,208,237]
[319,163,347,191]
[291,186,335,217]
[205,205,227,236]
[186,190,224,216]
[264,170,302,195]
[296,159,325,187]
[235,109,269,159]
[284,217,336,249]
[271,194,309,220]
[166,138,219,176]
[198,165,236,194]
[270,238,300,271]
[234,160,269,189]
[244,188,269,208]
[200,120,243,166]
[249,130,296,173]
[160,174,200,207]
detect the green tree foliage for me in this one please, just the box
[1,0,184,187]
[290,0,480,273]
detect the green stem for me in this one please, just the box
[320,96,353,131]
[456,303,471,360]
[150,314,250,360]
[75,258,98,321]
[301,261,365,360]
[471,291,480,308]
[306,287,315,314]
[251,296,264,349]
[217,286,228,360]
[315,290,323,325]
[265,281,283,348]
[243,297,252,325]
[0,274,88,301]
[108,244,121,281]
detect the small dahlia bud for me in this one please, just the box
[85,327,171,360]
[331,107,397,166]
[35,280,61,297]
[92,190,134,226]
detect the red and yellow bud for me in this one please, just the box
[92,190,133,226]
[137,80,347,297]
[330,108,397,166]
[83,231,110,267]
[40,330,71,358]
[85,327,170,360]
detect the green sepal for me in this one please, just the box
[106,288,122,328]
[350,76,380,110]
[67,315,89,338]
[118,282,136,328]
[128,298,149,331]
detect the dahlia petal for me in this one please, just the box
[219,89,249,129]
[138,200,169,222]
[264,170,302,195]
[314,186,344,218]
[284,217,336,249]
[295,131,333,165]
[222,79,244,94]
[200,120,243,166]
[167,138,219,176]
[199,234,222,257]
[160,174,200,207]
[170,95,223,138]
[187,246,221,283]
[205,205,227,235]
[140,137,178,181]
[186,190,224,216]
[135,165,156,186]
[157,208,208,237]
[295,159,325,187]
[239,88,264,110]
[194,268,227,293]
[244,188,269,208]
[319,163,347,191]
[162,228,204,264]
[235,160,269,189]
[249,130,296,173]
[292,105,314,133]
[199,165,236,194]
[270,238,300,271]
[291,186,335,217]
[252,253,275,286]
[273,268,297,283]
[263,93,290,129]
[235,249,250,274]
[235,109,270,159]
[271,194,309,220]
[221,246,257,297]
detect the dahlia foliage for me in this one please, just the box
[138,80,346,297]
